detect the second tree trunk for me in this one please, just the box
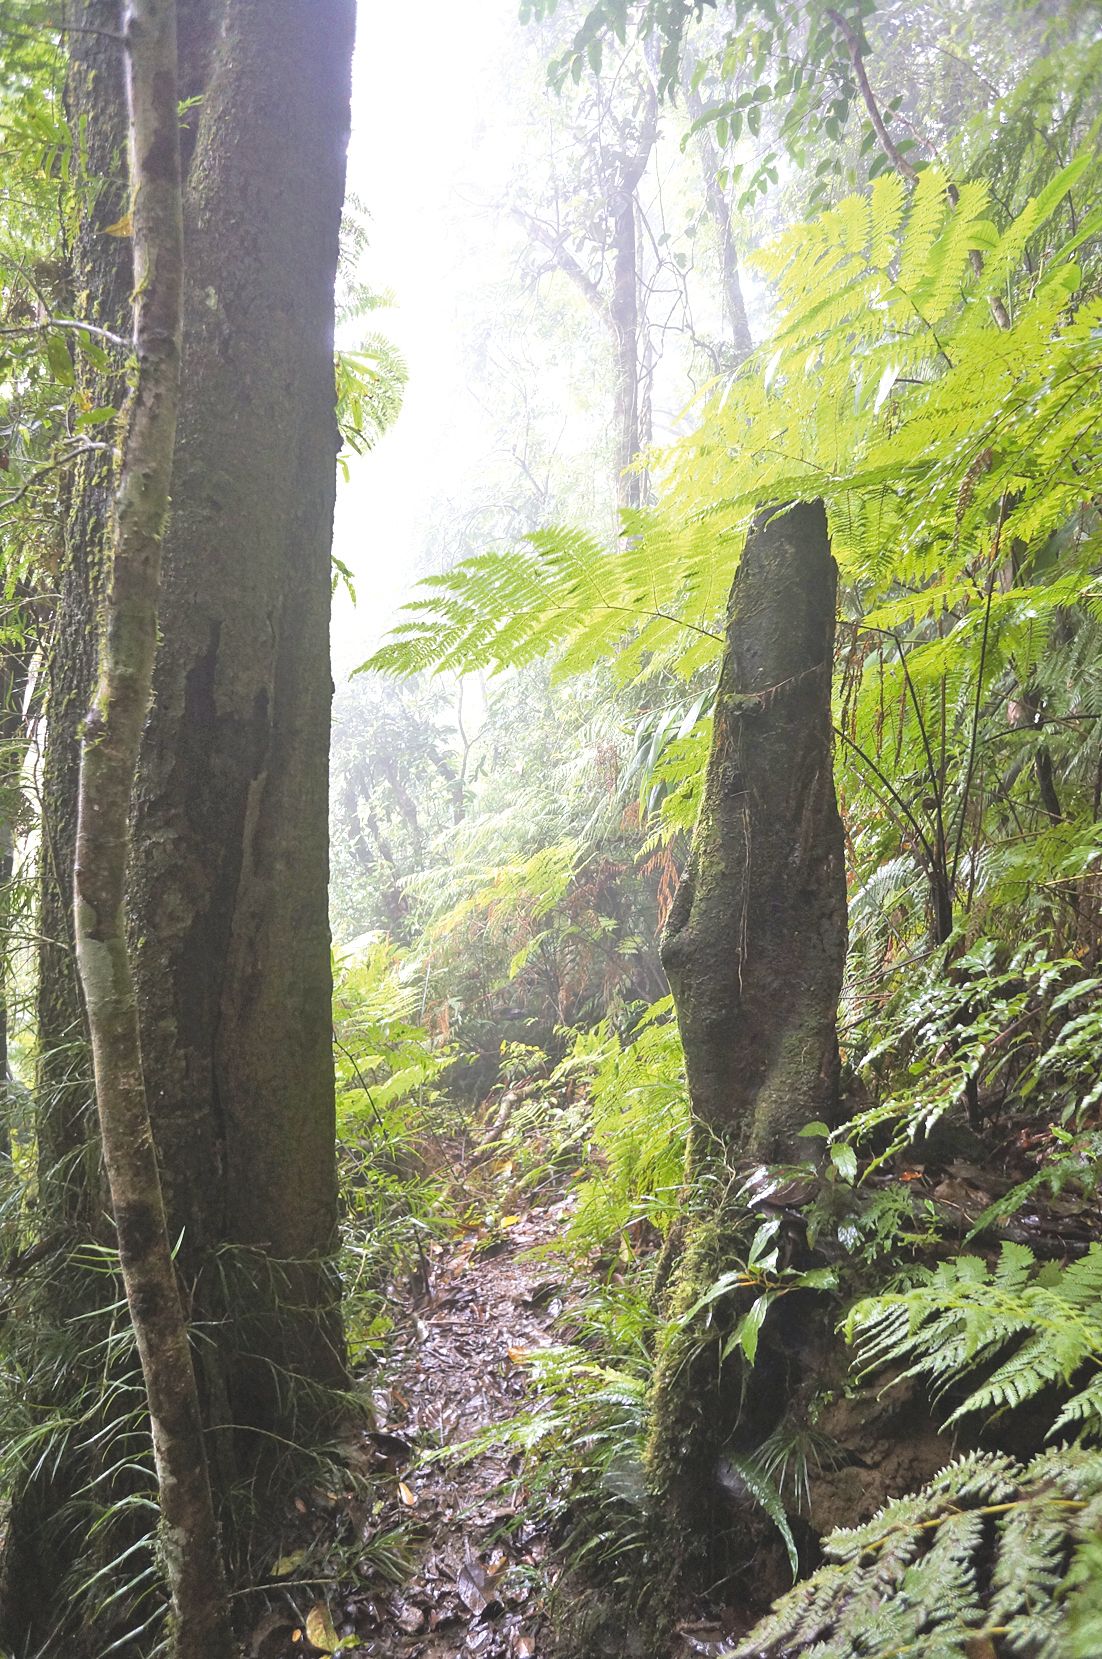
[661,499,847,1161]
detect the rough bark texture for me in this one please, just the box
[642,503,847,1620]
[128,0,354,1461]
[1,0,355,1649]
[71,4,233,1652]
[661,500,847,1161]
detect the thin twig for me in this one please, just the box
[0,317,127,348]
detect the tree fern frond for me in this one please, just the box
[848,1243,1102,1439]
[733,1446,1102,1659]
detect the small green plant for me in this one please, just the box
[435,1307,656,1597]
[559,998,690,1252]
[332,939,454,1359]
[836,942,1102,1168]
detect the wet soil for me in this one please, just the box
[247,1181,757,1659]
[242,1194,581,1659]
[352,1197,576,1659]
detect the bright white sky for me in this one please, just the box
[333,0,524,677]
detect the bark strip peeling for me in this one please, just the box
[71,3,233,1654]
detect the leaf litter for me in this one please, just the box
[251,1195,578,1659]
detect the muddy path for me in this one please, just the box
[338,1195,578,1658]
[251,1184,742,1659]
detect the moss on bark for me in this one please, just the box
[644,501,847,1613]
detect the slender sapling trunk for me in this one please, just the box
[71,3,233,1654]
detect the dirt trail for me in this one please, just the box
[343,1196,577,1658]
[252,1189,739,1659]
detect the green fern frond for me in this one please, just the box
[383,154,1096,689]
[847,1243,1102,1439]
[733,1446,1102,1659]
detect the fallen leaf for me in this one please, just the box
[457,1563,490,1614]
[395,1599,426,1634]
[507,1346,532,1364]
[398,1479,417,1506]
[305,1602,339,1652]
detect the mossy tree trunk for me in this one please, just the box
[661,499,846,1162]
[70,3,233,1651]
[647,500,847,1601]
[128,0,354,1482]
[0,1,355,1651]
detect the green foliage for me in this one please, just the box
[0,1182,165,1653]
[557,997,690,1249]
[838,941,1102,1163]
[363,515,727,686]
[335,335,408,464]
[369,162,1101,869]
[435,1279,658,1605]
[847,1242,1102,1442]
[334,195,407,469]
[523,0,890,206]
[354,20,1102,1651]
[0,27,105,575]
[732,1446,1102,1659]
[333,940,454,1360]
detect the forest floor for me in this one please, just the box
[249,1075,1102,1659]
[347,1193,577,1658]
[282,1180,738,1659]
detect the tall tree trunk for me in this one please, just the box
[685,82,753,361]
[610,184,644,508]
[606,92,656,509]
[2,0,356,1648]
[514,82,656,512]
[661,500,846,1160]
[70,4,233,1651]
[645,501,847,1604]
[128,0,354,1465]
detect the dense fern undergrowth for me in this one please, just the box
[321,915,1102,1658]
[333,33,1102,1655]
